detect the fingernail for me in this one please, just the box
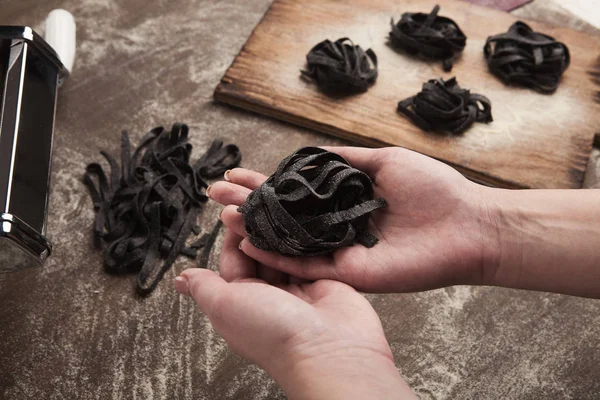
[224,170,232,181]
[174,275,191,296]
[238,240,244,250]
[218,207,224,221]
[206,185,213,198]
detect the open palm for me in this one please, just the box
[175,228,416,399]
[209,146,494,293]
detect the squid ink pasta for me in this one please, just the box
[301,38,378,93]
[484,21,570,93]
[84,124,241,295]
[239,147,387,257]
[397,77,493,134]
[389,5,466,71]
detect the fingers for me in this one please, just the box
[281,283,313,302]
[177,269,227,315]
[225,168,267,190]
[219,228,256,282]
[257,265,286,285]
[306,279,356,299]
[218,211,288,286]
[208,181,251,206]
[320,146,391,178]
[239,238,338,281]
[289,276,312,285]
[209,168,268,206]
[220,208,301,285]
[220,210,291,285]
[219,205,246,237]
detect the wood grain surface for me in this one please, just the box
[214,0,600,189]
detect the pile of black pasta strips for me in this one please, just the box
[389,5,466,71]
[484,21,570,93]
[397,77,493,134]
[84,123,241,295]
[239,147,387,257]
[302,38,378,93]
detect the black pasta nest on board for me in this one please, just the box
[397,77,493,135]
[84,124,241,295]
[301,38,378,93]
[484,21,570,93]
[239,147,387,257]
[389,5,466,72]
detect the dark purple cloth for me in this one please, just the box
[460,0,533,12]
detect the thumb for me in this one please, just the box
[176,269,227,315]
[320,146,390,178]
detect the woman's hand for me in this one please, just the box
[209,146,498,293]
[211,146,600,298]
[174,229,416,400]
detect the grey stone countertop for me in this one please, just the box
[0,1,599,399]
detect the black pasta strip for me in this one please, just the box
[194,140,242,178]
[484,21,570,93]
[397,77,492,134]
[191,225,202,235]
[301,38,378,93]
[83,124,242,295]
[137,206,200,295]
[178,231,210,259]
[135,202,163,288]
[389,5,466,72]
[198,220,223,269]
[100,150,120,192]
[83,163,113,238]
[239,147,386,257]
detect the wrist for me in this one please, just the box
[475,188,600,297]
[267,344,416,400]
[475,185,524,288]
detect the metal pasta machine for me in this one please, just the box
[0,10,75,273]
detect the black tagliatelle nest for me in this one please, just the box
[301,38,378,93]
[389,5,466,71]
[484,21,570,93]
[238,148,387,257]
[397,77,493,134]
[84,124,241,294]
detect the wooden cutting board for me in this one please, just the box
[214,0,600,188]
